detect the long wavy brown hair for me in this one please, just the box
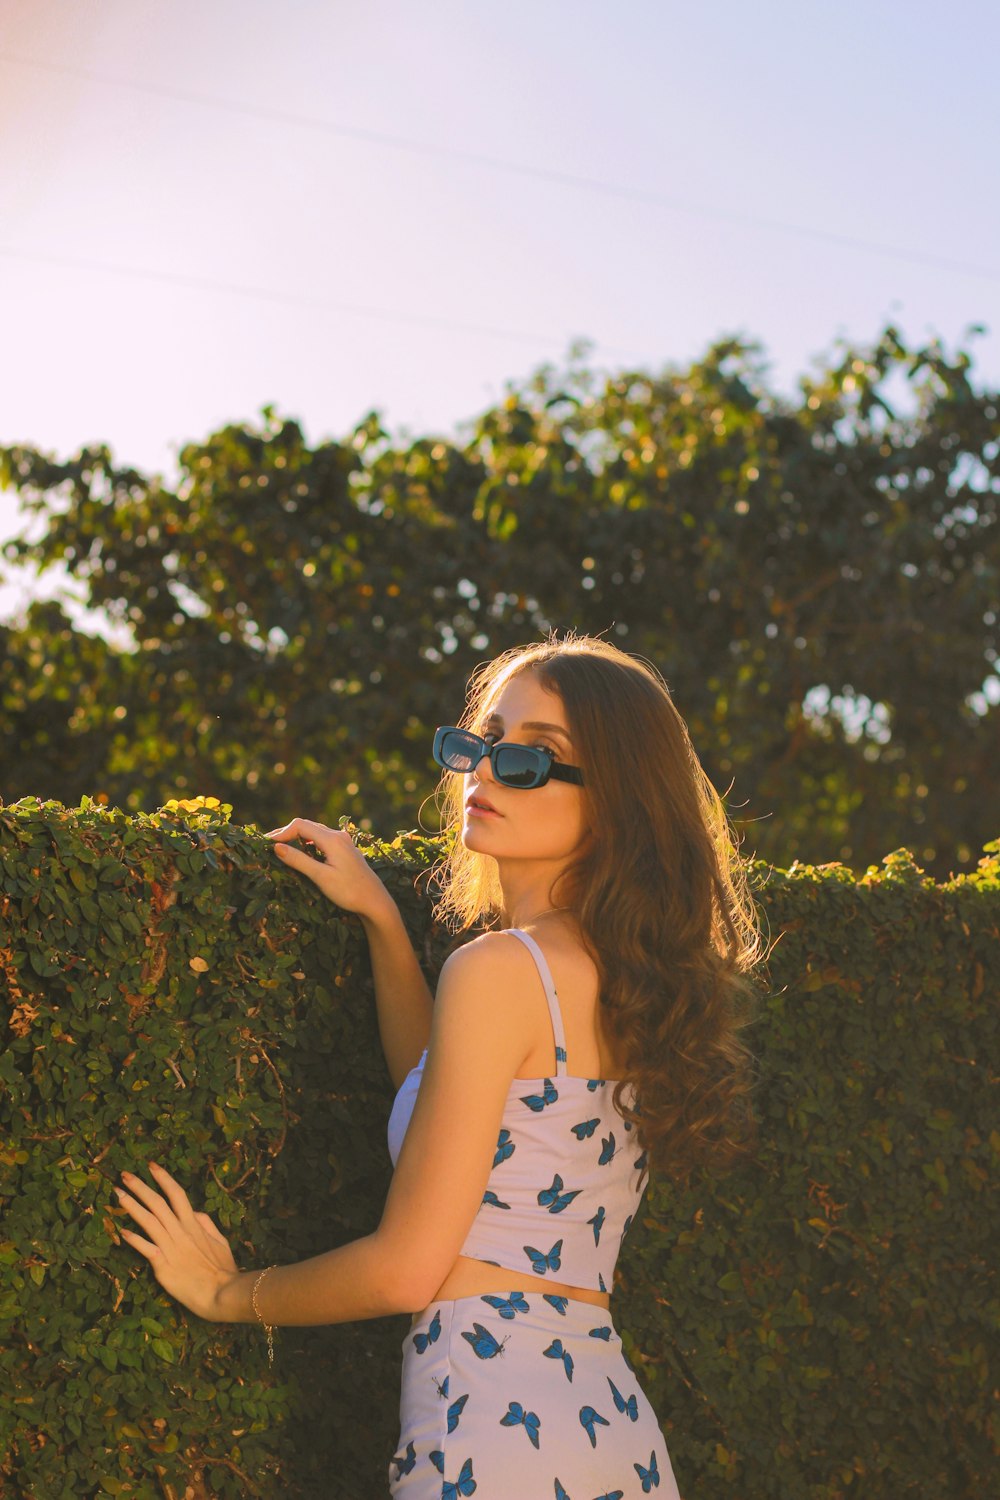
[425,629,770,1189]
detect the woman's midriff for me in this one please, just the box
[409,1254,611,1328]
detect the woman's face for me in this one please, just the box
[461,671,589,865]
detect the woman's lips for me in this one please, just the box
[466,802,502,817]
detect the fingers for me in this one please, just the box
[265,817,319,841]
[115,1166,215,1266]
[115,1184,169,1250]
[264,819,299,841]
[118,1164,195,1238]
[195,1210,228,1245]
[119,1226,161,1259]
[265,818,351,845]
[147,1162,207,1238]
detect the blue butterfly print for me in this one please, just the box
[481,1291,529,1320]
[432,1373,450,1398]
[523,1240,563,1275]
[595,1493,624,1500]
[571,1116,600,1140]
[555,1044,567,1062]
[412,1308,441,1353]
[588,1324,612,1341]
[500,1400,541,1449]
[619,1212,633,1242]
[634,1450,660,1491]
[494,1127,515,1166]
[429,1451,445,1474]
[599,1132,617,1165]
[554,1482,571,1500]
[634,1149,648,1172]
[461,1321,510,1359]
[482,1189,511,1209]
[599,1272,608,1292]
[442,1456,477,1499]
[623,1116,634,1131]
[543,1293,569,1315]
[390,1440,416,1478]
[542,1336,574,1382]
[520,1077,558,1111]
[538,1173,582,1214]
[607,1377,638,1421]
[579,1404,610,1448]
[589,1205,606,1245]
[586,1078,606,1091]
[447,1393,469,1434]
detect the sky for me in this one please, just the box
[1,0,998,634]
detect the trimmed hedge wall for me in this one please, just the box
[0,795,995,1499]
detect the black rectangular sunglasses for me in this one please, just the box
[432,726,585,789]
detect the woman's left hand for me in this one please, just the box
[113,1161,240,1321]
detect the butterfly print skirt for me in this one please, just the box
[388,1291,680,1499]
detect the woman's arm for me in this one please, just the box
[264,818,434,1090]
[212,932,536,1326]
[213,1230,412,1324]
[360,895,435,1091]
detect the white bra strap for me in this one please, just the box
[505,928,568,1076]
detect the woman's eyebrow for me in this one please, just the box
[484,713,571,743]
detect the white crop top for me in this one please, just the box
[386,928,648,1292]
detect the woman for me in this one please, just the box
[114,632,764,1497]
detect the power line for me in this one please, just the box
[2,50,998,285]
[0,243,648,362]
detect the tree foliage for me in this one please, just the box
[1,324,997,880]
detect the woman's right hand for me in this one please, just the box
[264,818,393,919]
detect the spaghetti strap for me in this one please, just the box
[505,927,568,1076]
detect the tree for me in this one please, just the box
[2,324,997,880]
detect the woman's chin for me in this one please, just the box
[461,820,502,850]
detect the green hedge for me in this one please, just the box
[0,795,995,1499]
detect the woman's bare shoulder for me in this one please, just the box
[440,927,543,983]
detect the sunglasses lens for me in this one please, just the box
[436,729,481,771]
[434,728,547,788]
[493,745,545,788]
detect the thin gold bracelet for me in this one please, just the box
[252,1265,277,1367]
